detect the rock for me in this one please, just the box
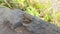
[0,22,17,34]
[15,26,35,34]
[0,7,60,34]
[22,16,60,34]
[0,7,24,28]
[0,7,35,34]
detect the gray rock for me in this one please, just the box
[0,7,60,34]
[0,7,35,34]
[0,7,24,28]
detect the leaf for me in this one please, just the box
[35,3,44,11]
[34,10,40,17]
[26,6,34,16]
[44,14,52,22]
[26,5,40,17]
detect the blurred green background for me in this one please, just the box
[0,0,60,27]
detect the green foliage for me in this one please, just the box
[26,6,35,16]
[44,14,52,22]
[55,11,60,23]
[34,3,44,11]
[56,11,60,18]
[26,6,40,17]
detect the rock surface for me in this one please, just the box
[0,7,35,34]
[0,7,60,34]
